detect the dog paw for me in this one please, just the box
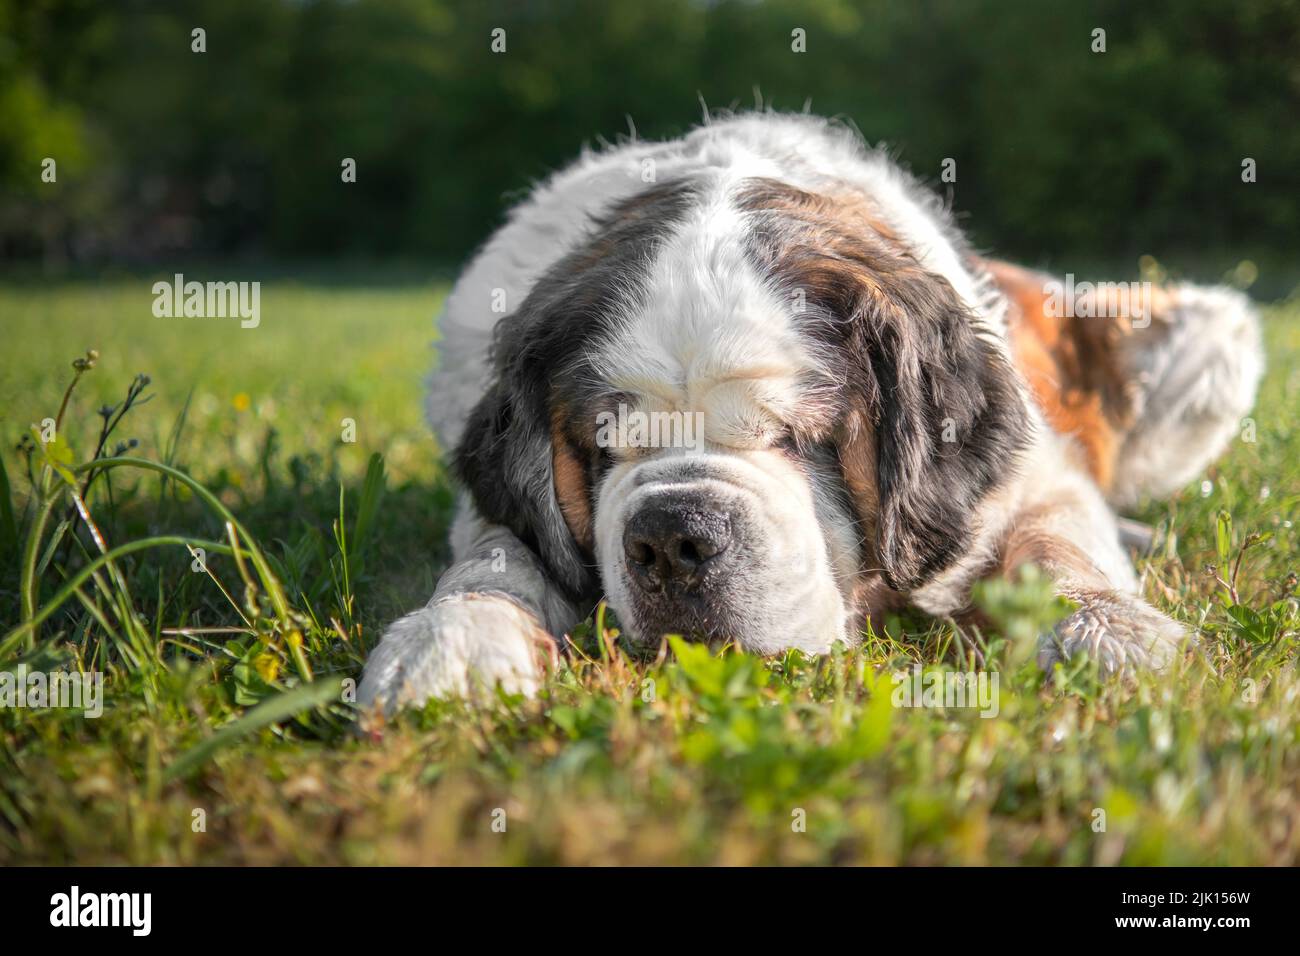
[358,594,555,717]
[1037,592,1193,676]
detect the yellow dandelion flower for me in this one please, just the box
[253,652,280,684]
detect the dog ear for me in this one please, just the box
[775,255,1030,593]
[847,264,1030,591]
[738,177,1030,593]
[454,365,596,600]
[451,252,601,600]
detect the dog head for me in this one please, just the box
[455,174,1029,654]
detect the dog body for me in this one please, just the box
[360,114,1262,710]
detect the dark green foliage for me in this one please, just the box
[3,0,1298,293]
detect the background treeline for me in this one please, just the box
[2,0,1298,292]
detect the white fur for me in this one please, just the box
[1109,283,1264,506]
[1039,591,1187,674]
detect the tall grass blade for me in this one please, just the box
[163,677,343,782]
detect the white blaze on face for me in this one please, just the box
[591,191,829,454]
[586,190,854,652]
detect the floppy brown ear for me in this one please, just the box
[455,376,596,599]
[737,177,1029,592]
[844,263,1030,591]
[802,256,1029,591]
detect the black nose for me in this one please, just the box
[623,503,732,591]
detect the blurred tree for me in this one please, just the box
[1,0,1296,289]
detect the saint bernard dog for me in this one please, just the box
[359,113,1262,714]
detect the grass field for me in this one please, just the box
[1,271,1297,865]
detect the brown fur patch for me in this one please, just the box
[982,259,1145,492]
[836,407,880,540]
[550,409,594,552]
[834,406,911,620]
[1000,500,1111,592]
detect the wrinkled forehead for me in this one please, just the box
[567,180,841,447]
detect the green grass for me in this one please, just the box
[0,274,1297,865]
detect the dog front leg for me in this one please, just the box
[1000,473,1193,675]
[358,506,584,715]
